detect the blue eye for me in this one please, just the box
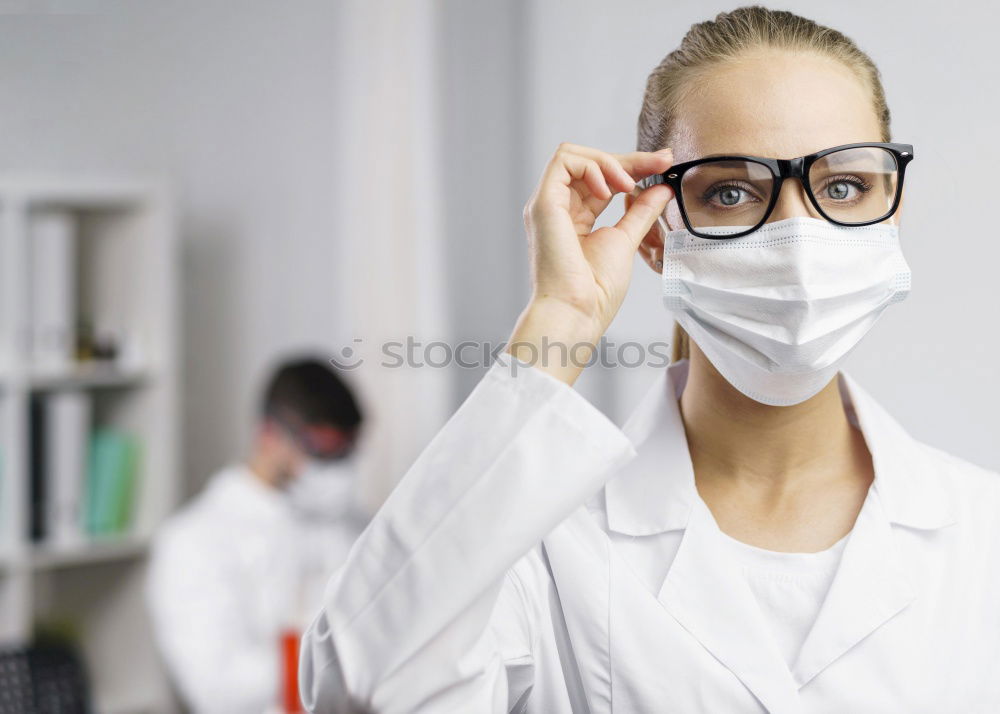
[702,182,762,209]
[719,187,742,205]
[818,174,872,203]
[827,181,851,200]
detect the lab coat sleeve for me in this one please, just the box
[298,353,637,713]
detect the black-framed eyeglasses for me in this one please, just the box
[637,141,914,239]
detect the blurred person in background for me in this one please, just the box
[148,356,368,713]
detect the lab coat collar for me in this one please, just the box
[836,371,958,530]
[206,463,293,522]
[604,360,696,535]
[604,360,959,537]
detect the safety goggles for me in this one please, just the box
[267,410,358,460]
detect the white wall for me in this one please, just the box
[524,0,1000,471]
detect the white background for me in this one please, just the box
[1,0,995,508]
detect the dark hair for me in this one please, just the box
[261,357,363,431]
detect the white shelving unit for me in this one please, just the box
[0,175,179,713]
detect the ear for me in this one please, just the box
[625,191,666,273]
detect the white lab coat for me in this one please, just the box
[299,355,1000,713]
[148,463,367,714]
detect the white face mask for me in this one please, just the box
[659,214,911,406]
[284,457,359,520]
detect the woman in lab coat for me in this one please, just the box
[299,7,1000,713]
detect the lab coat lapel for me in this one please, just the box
[791,485,915,688]
[543,516,612,714]
[605,364,695,536]
[656,498,802,714]
[790,372,956,687]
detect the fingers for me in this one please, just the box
[558,152,618,201]
[526,142,675,254]
[614,183,673,249]
[561,142,674,182]
[614,148,675,181]
[537,148,628,204]
[538,143,673,201]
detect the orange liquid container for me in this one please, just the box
[280,628,303,713]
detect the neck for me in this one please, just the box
[246,449,286,490]
[679,343,862,494]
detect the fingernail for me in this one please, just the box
[656,147,672,154]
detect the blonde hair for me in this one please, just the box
[638,5,893,361]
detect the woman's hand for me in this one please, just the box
[507,143,674,385]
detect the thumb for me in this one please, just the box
[614,184,673,250]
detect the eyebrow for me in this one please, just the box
[699,151,764,160]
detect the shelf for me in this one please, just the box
[0,175,177,709]
[0,365,151,391]
[0,537,149,573]
[27,364,151,391]
[28,537,149,570]
[0,175,163,210]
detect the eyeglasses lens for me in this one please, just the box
[679,160,775,236]
[806,146,899,225]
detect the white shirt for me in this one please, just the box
[299,355,1000,713]
[717,524,849,671]
[148,464,367,714]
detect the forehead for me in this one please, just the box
[670,48,883,162]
